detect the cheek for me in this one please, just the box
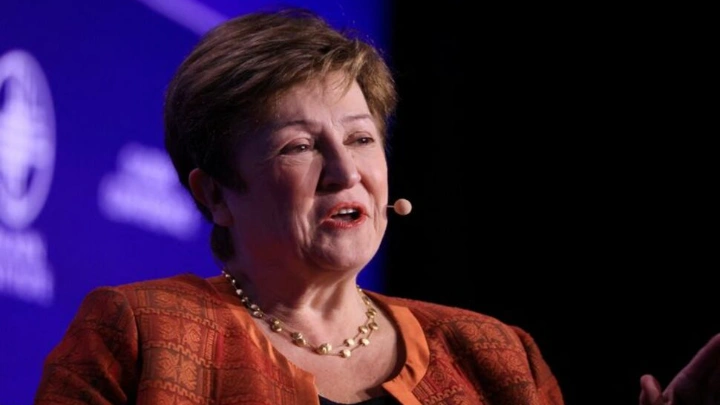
[367,161,389,195]
[273,174,316,204]
[273,158,322,187]
[265,168,318,223]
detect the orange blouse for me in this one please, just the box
[35,274,564,405]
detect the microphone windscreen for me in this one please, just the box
[391,198,412,216]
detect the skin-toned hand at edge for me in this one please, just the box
[639,333,720,405]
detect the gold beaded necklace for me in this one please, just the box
[222,269,379,359]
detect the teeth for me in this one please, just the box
[336,208,358,215]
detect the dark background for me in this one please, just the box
[385,3,716,404]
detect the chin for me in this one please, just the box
[310,244,378,272]
[306,227,381,266]
[319,253,372,272]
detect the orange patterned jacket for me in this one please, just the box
[35,274,564,405]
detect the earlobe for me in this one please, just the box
[188,168,233,226]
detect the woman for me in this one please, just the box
[33,7,716,405]
[34,8,562,405]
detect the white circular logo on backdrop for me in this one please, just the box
[0,49,56,230]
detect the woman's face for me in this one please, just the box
[224,72,389,274]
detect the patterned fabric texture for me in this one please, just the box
[35,273,564,405]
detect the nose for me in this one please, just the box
[319,144,361,192]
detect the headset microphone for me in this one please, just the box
[388,198,412,216]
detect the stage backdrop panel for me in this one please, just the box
[0,0,388,402]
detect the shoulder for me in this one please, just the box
[113,272,217,294]
[78,273,226,316]
[107,272,218,298]
[367,291,507,328]
[367,292,564,403]
[367,291,532,351]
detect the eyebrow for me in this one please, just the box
[340,113,374,124]
[272,113,375,131]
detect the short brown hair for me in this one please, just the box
[164,7,397,261]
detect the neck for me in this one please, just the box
[222,267,380,358]
[224,264,366,327]
[225,258,361,305]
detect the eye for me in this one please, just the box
[280,142,313,155]
[347,134,376,146]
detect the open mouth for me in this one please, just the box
[331,208,362,221]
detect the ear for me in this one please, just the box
[188,168,233,227]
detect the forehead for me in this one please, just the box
[269,73,371,123]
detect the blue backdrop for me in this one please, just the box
[0,0,389,402]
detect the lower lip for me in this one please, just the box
[321,215,367,229]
